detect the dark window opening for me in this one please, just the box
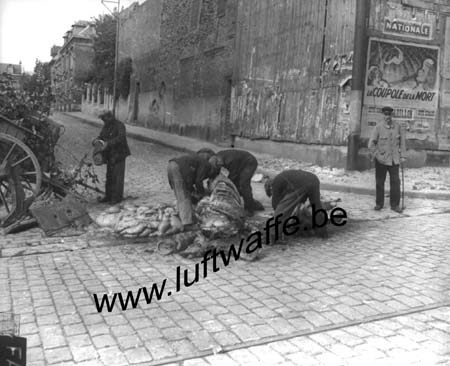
[217,0,227,17]
[190,0,202,30]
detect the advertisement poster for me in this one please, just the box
[364,38,439,138]
[384,17,432,40]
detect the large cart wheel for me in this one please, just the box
[0,133,42,217]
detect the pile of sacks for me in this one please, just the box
[95,203,183,238]
[94,173,246,240]
[196,173,246,238]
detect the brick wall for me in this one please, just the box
[118,0,162,92]
[115,0,237,143]
[156,0,237,142]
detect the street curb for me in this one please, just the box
[320,183,450,200]
[60,112,450,201]
[55,113,194,154]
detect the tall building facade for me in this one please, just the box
[50,21,95,112]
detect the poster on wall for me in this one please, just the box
[363,38,439,139]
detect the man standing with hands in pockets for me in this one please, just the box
[369,106,406,213]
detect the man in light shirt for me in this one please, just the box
[368,106,406,213]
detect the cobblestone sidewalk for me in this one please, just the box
[1,113,449,366]
[1,213,449,365]
[184,306,450,366]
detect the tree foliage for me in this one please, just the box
[85,14,117,92]
[0,66,100,190]
[0,59,52,119]
[0,68,58,173]
[22,60,52,114]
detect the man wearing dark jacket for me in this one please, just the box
[197,148,264,215]
[94,111,130,204]
[264,169,328,239]
[168,154,221,231]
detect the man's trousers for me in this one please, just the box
[105,159,126,202]
[167,161,193,225]
[228,159,258,211]
[375,159,400,208]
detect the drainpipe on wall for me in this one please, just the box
[112,5,120,118]
[347,0,370,170]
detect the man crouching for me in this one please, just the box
[264,169,328,239]
[167,154,222,232]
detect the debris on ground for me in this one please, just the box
[95,174,246,241]
[30,195,92,236]
[259,158,450,193]
[95,203,176,238]
[196,173,246,238]
[94,173,342,259]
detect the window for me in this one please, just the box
[179,57,194,98]
[217,0,227,17]
[190,0,202,30]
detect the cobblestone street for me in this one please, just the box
[1,114,449,366]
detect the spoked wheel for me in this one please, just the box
[0,133,42,219]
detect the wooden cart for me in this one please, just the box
[0,114,44,224]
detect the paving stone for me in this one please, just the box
[97,346,129,366]
[161,326,188,340]
[204,354,239,366]
[124,347,153,364]
[111,324,135,337]
[87,323,111,336]
[25,333,42,348]
[290,337,326,355]
[212,330,241,346]
[41,330,67,349]
[92,334,117,348]
[171,339,197,356]
[63,323,87,336]
[27,347,45,362]
[249,344,288,365]
[116,334,143,349]
[45,346,72,364]
[136,326,164,340]
[145,339,177,359]
[70,345,98,362]
[231,323,260,342]
[66,334,92,348]
[188,330,218,351]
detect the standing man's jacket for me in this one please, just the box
[368,121,406,165]
[98,119,131,164]
[216,150,257,178]
[169,154,215,195]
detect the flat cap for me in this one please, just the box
[381,106,393,115]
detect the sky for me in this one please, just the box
[0,0,142,73]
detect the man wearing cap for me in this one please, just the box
[93,111,130,204]
[368,106,406,213]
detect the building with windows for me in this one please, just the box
[50,21,95,112]
[0,62,24,89]
[82,0,450,168]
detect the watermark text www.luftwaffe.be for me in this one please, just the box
[93,206,347,312]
